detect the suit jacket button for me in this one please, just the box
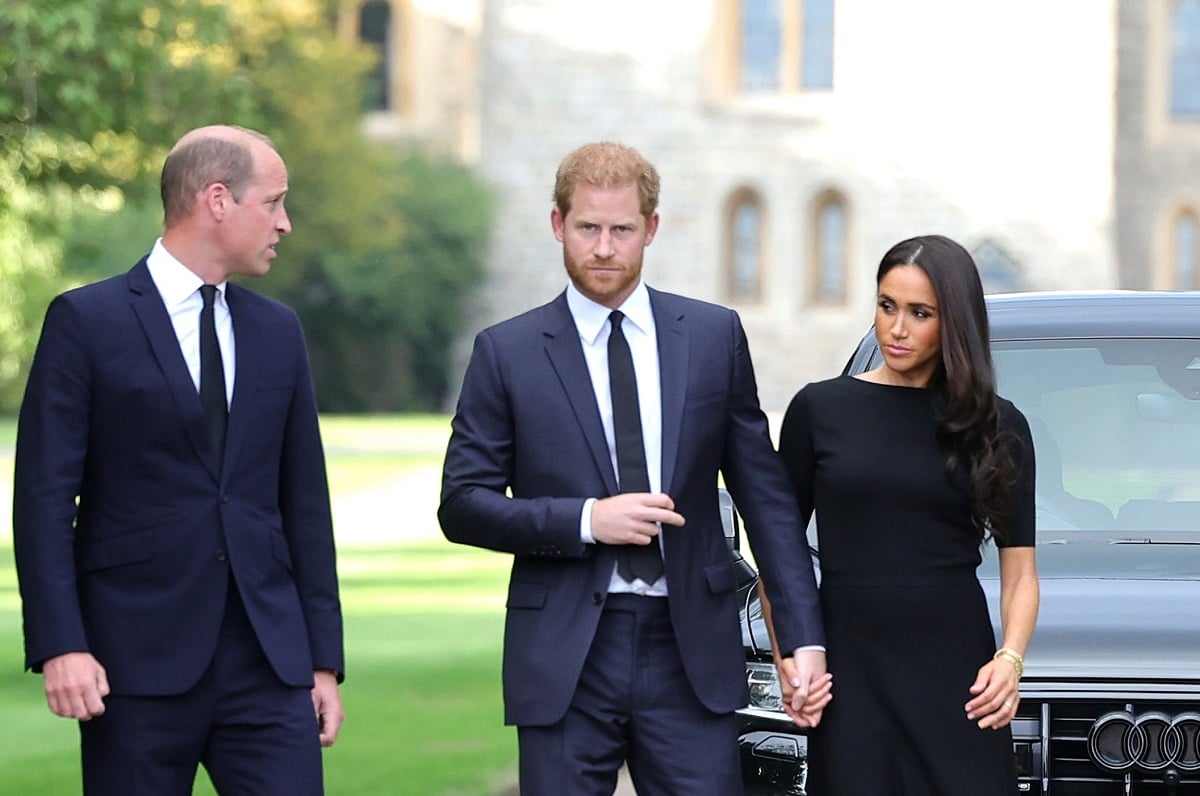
[592,592,603,605]
[215,552,227,563]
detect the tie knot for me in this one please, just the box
[609,310,625,330]
[200,284,218,309]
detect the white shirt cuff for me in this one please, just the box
[580,497,596,544]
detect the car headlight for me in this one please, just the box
[746,662,784,712]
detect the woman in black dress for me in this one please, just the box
[764,235,1039,794]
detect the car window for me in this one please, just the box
[993,338,1200,533]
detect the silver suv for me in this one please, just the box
[736,291,1200,795]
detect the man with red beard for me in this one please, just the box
[439,142,826,795]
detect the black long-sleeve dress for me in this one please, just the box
[778,375,1035,795]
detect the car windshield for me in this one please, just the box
[993,338,1200,534]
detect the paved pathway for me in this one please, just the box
[330,465,443,546]
[327,448,639,795]
[493,767,636,795]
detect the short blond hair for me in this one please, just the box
[553,142,660,219]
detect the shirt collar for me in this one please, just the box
[145,238,227,308]
[566,280,654,345]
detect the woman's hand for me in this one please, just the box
[965,656,1020,729]
[776,656,833,728]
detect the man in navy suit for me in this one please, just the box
[439,142,827,794]
[13,125,344,795]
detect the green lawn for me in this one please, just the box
[0,415,520,795]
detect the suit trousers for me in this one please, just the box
[517,593,742,796]
[79,577,323,796]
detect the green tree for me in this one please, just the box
[0,0,260,193]
[0,181,63,409]
[302,152,491,411]
[201,0,491,411]
[38,0,491,412]
[0,0,262,411]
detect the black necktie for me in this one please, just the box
[608,310,664,584]
[199,285,227,467]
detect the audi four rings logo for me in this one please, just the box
[1087,711,1200,772]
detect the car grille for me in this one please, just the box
[1014,700,1200,794]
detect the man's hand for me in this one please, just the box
[312,670,344,747]
[42,652,109,720]
[777,649,831,728]
[590,492,685,546]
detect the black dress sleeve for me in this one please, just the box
[778,386,817,527]
[997,399,1036,548]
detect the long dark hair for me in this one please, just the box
[877,235,1017,543]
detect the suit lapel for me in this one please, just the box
[543,295,619,494]
[650,289,688,495]
[222,284,258,483]
[126,260,221,481]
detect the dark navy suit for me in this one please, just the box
[439,288,822,792]
[13,260,342,791]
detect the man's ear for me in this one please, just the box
[643,211,660,246]
[551,206,566,243]
[203,183,230,221]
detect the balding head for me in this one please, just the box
[160,125,277,227]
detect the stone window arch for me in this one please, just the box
[1172,0,1200,118]
[359,0,392,110]
[972,240,1026,294]
[724,188,766,303]
[809,189,847,303]
[730,0,835,94]
[1171,208,1200,288]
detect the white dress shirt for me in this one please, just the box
[145,238,235,406]
[566,280,668,596]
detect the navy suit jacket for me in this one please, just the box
[13,259,343,695]
[439,288,822,726]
